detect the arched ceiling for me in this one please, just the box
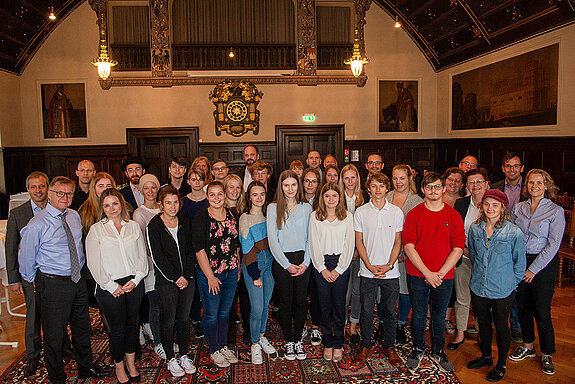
[1,0,574,75]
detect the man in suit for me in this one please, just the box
[19,176,109,384]
[119,157,147,209]
[5,171,49,376]
[69,160,95,211]
[362,152,384,203]
[237,144,259,191]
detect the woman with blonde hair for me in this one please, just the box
[192,156,212,183]
[509,169,565,375]
[223,174,246,216]
[339,164,364,343]
[309,182,354,362]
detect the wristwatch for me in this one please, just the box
[386,263,394,270]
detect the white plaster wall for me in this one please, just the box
[11,2,436,146]
[0,71,22,146]
[436,23,575,138]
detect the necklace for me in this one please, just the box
[486,237,491,247]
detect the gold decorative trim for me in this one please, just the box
[98,75,367,89]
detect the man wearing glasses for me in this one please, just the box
[70,160,96,210]
[402,172,465,373]
[19,176,109,384]
[459,155,478,173]
[119,157,147,209]
[211,158,229,182]
[363,153,384,202]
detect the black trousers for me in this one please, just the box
[517,255,558,355]
[22,279,42,359]
[471,290,515,367]
[308,270,322,327]
[156,282,195,359]
[272,251,310,342]
[35,273,93,384]
[95,276,144,363]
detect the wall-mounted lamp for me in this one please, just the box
[394,16,401,29]
[48,6,56,21]
[228,48,235,58]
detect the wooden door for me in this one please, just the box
[275,125,344,173]
[126,127,199,183]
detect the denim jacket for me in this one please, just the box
[468,220,526,299]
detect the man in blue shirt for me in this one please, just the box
[19,176,108,384]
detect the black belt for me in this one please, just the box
[38,271,71,280]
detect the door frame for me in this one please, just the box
[275,124,345,172]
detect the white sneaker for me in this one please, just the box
[139,328,146,346]
[142,323,153,341]
[220,346,239,364]
[179,355,197,375]
[310,328,322,346]
[285,342,296,361]
[167,357,185,377]
[301,325,308,339]
[154,344,166,360]
[259,337,277,356]
[251,343,263,365]
[211,350,230,368]
[295,341,306,360]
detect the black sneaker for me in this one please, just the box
[396,324,407,345]
[508,345,536,361]
[486,365,506,382]
[511,329,523,344]
[194,322,204,338]
[430,350,454,372]
[467,356,493,369]
[310,328,322,346]
[406,348,424,370]
[541,354,555,375]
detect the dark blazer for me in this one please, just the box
[5,200,34,284]
[491,179,528,203]
[120,184,138,210]
[454,195,472,222]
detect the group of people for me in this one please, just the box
[5,146,565,384]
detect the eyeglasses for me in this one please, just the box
[467,180,486,185]
[253,171,269,177]
[446,177,462,183]
[212,166,227,171]
[424,184,443,191]
[504,164,522,170]
[367,161,383,166]
[460,161,477,167]
[50,190,74,198]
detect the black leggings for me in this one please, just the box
[471,290,515,367]
[272,251,310,343]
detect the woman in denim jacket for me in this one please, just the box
[465,189,526,382]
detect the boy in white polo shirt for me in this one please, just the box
[353,173,404,368]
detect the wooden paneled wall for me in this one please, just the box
[199,141,276,175]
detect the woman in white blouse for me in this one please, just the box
[86,188,148,384]
[309,182,354,362]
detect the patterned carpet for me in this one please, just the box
[0,309,462,383]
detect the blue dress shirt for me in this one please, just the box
[468,220,526,299]
[512,198,565,275]
[18,203,85,282]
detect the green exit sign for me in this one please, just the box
[303,114,315,122]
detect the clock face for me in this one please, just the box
[226,100,248,122]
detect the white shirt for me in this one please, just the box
[345,193,357,214]
[463,199,481,256]
[131,183,144,207]
[243,166,254,192]
[86,219,148,294]
[354,200,404,279]
[309,212,355,275]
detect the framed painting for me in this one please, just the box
[40,82,88,139]
[451,44,558,131]
[378,80,419,133]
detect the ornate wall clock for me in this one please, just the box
[209,80,263,137]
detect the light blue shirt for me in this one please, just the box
[266,202,312,269]
[30,200,43,215]
[512,198,565,275]
[468,220,526,299]
[18,203,84,282]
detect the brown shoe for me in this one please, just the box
[354,347,371,367]
[383,347,403,366]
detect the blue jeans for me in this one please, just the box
[407,275,453,352]
[196,268,238,353]
[242,251,275,344]
[509,297,521,331]
[397,293,411,325]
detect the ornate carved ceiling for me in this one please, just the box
[1,0,574,75]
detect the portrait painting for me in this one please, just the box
[41,83,87,139]
[378,80,418,133]
[451,44,558,130]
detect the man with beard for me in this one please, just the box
[119,157,147,209]
[238,144,260,191]
[70,160,96,210]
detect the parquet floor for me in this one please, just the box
[1,284,574,383]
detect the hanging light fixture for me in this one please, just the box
[48,6,56,21]
[394,15,401,28]
[91,29,117,80]
[344,28,369,77]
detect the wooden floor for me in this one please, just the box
[1,284,574,383]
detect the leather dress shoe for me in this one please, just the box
[447,339,464,350]
[383,347,403,366]
[354,347,371,367]
[78,365,111,379]
[23,357,39,377]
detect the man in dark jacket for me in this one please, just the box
[119,157,147,210]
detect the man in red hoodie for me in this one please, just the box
[402,171,465,372]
